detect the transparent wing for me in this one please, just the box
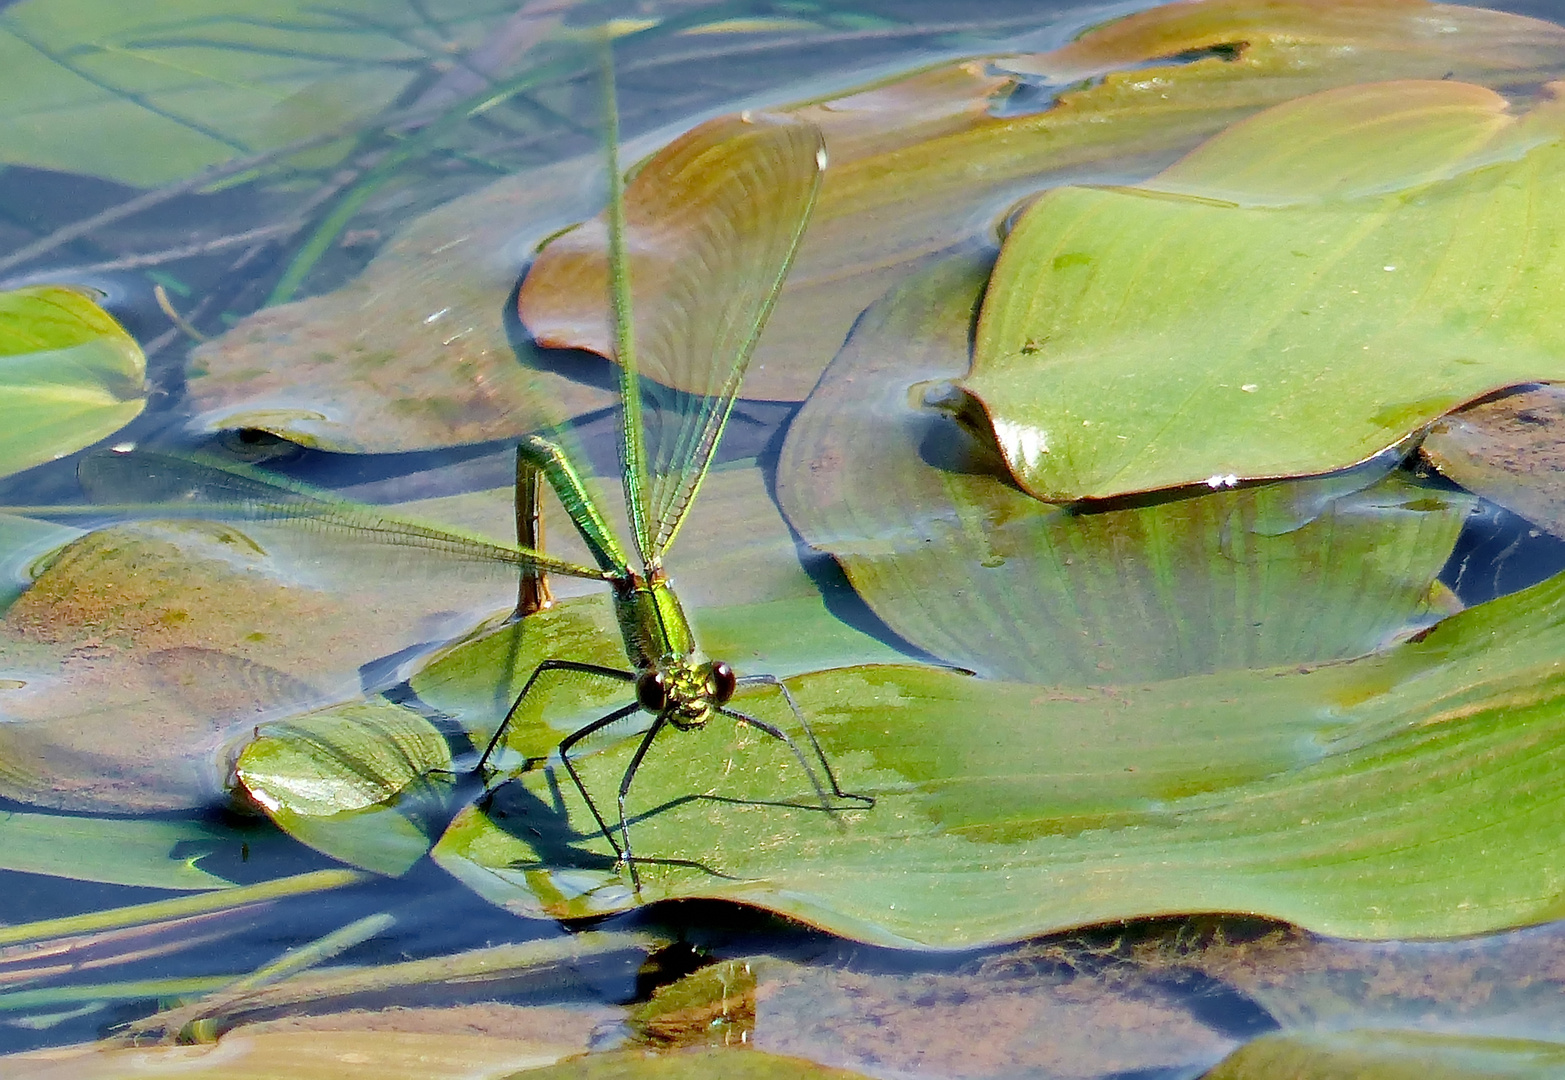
[75,450,613,583]
[612,112,825,565]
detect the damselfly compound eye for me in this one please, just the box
[710,661,736,706]
[636,669,669,712]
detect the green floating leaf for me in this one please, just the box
[436,566,1565,948]
[1422,384,1565,540]
[778,249,1467,683]
[1206,1029,1565,1079]
[0,811,237,889]
[962,80,1565,501]
[0,287,145,481]
[234,701,454,876]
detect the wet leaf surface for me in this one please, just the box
[435,561,1565,947]
[1422,384,1565,540]
[519,0,1565,404]
[1204,1029,1565,1079]
[0,813,240,890]
[778,249,1467,683]
[964,80,1565,501]
[0,287,144,481]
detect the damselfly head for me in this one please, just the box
[638,659,737,728]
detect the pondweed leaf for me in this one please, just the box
[0,287,144,481]
[962,80,1565,501]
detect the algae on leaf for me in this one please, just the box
[0,286,145,480]
[963,80,1565,501]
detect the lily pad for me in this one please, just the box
[961,79,1565,501]
[1422,384,1565,540]
[519,0,1565,404]
[0,287,145,481]
[435,561,1565,948]
[777,248,1468,684]
[1205,1029,1565,1079]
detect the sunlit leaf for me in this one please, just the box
[961,80,1565,501]
[1421,384,1565,540]
[777,249,1467,683]
[185,154,616,453]
[0,287,144,481]
[234,701,454,876]
[437,563,1565,948]
[1205,1029,1565,1079]
[519,0,1565,403]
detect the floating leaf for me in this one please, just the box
[234,701,454,876]
[520,0,1565,403]
[437,563,1565,948]
[961,80,1565,501]
[0,812,241,889]
[1422,385,1565,539]
[185,154,616,453]
[777,249,1467,683]
[1205,1029,1565,1079]
[0,287,144,481]
[0,1020,590,1079]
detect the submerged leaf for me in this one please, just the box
[777,249,1467,683]
[436,564,1565,948]
[0,0,515,187]
[0,287,145,480]
[963,80,1565,501]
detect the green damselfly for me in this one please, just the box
[473,41,871,889]
[61,41,871,891]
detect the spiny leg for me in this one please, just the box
[613,712,671,894]
[478,659,636,772]
[735,674,874,809]
[558,700,645,868]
